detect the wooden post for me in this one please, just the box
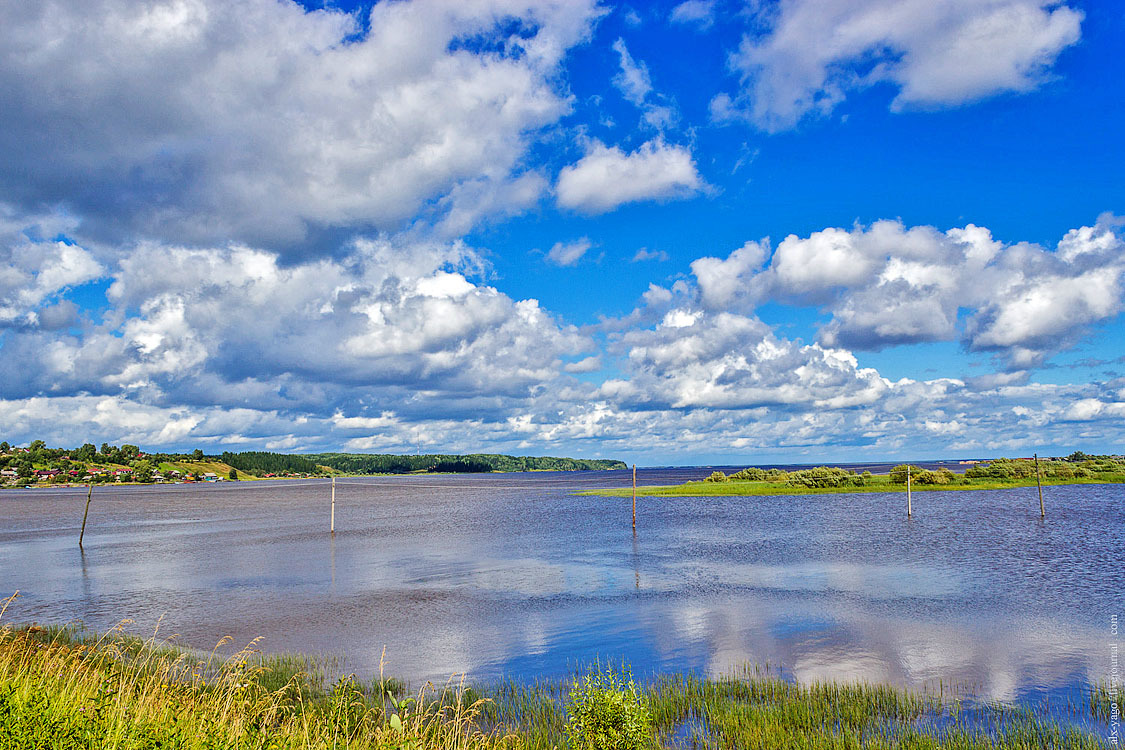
[79,484,93,547]
[906,465,912,517]
[330,476,336,534]
[632,464,637,532]
[1035,453,1044,519]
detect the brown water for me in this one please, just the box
[1,470,1121,704]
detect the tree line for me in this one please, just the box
[305,452,626,474]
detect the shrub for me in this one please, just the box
[909,469,954,485]
[964,458,1035,480]
[786,466,866,489]
[704,471,728,483]
[565,665,653,750]
[889,465,920,485]
[730,467,767,481]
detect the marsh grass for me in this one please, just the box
[583,473,1125,498]
[0,595,508,750]
[462,663,1112,749]
[0,599,1113,749]
[1090,679,1122,723]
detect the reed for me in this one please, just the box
[1090,679,1123,723]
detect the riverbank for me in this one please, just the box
[1,618,1117,749]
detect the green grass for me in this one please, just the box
[1,609,1114,749]
[1089,679,1122,723]
[581,473,1125,497]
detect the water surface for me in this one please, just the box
[1,469,1120,706]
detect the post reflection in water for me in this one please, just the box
[0,470,1120,705]
[631,532,640,591]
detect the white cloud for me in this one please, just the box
[0,236,593,418]
[632,248,669,262]
[686,218,1125,369]
[612,38,653,106]
[564,356,602,373]
[546,238,593,267]
[725,0,1083,131]
[605,308,892,411]
[611,38,677,129]
[556,139,704,214]
[670,0,715,30]
[690,239,768,309]
[0,228,103,327]
[0,0,602,247]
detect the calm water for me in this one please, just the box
[1,469,1121,706]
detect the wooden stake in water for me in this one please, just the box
[331,476,336,534]
[906,465,912,517]
[79,484,93,547]
[1034,453,1045,519]
[632,464,637,532]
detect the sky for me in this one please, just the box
[0,0,1123,465]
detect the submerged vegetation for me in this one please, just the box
[0,611,1116,749]
[591,455,1125,497]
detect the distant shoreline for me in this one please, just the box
[0,465,634,491]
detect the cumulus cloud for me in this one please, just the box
[0,236,593,426]
[0,214,104,327]
[605,309,891,411]
[5,235,1125,459]
[722,0,1083,131]
[690,240,769,309]
[582,266,1125,457]
[556,139,704,214]
[0,0,601,248]
[563,356,602,373]
[687,218,1125,370]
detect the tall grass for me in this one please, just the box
[0,602,509,748]
[1090,679,1122,723]
[0,602,1113,749]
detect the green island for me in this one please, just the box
[0,440,625,488]
[2,617,1118,750]
[582,453,1125,497]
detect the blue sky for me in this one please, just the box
[0,0,1122,464]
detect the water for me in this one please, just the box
[1,469,1121,710]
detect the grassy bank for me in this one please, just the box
[582,473,1125,497]
[584,456,1125,498]
[1,613,1115,749]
